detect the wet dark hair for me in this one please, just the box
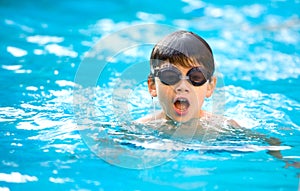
[150,30,215,81]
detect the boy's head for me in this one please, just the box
[148,31,216,122]
[150,30,215,81]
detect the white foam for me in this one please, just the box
[7,46,27,57]
[14,69,32,74]
[49,177,73,184]
[0,187,10,191]
[1,65,22,71]
[204,7,223,18]
[0,107,26,122]
[136,12,165,22]
[242,4,265,18]
[45,44,78,58]
[25,86,38,91]
[55,80,76,87]
[182,0,205,13]
[26,35,64,45]
[0,172,38,183]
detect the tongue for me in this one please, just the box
[174,100,189,111]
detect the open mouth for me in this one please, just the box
[173,97,190,115]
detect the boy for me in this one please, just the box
[135,30,298,167]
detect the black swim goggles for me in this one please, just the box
[153,64,208,86]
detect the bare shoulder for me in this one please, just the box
[226,119,241,128]
[135,111,165,123]
[201,111,240,128]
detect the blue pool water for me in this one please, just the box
[1,0,300,190]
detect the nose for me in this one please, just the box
[175,80,190,93]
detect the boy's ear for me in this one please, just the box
[148,75,157,97]
[206,76,216,98]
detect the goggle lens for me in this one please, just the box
[155,65,208,86]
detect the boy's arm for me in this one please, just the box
[235,124,299,168]
[266,136,300,169]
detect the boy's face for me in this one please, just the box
[148,63,216,123]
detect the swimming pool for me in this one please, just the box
[1,0,300,190]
